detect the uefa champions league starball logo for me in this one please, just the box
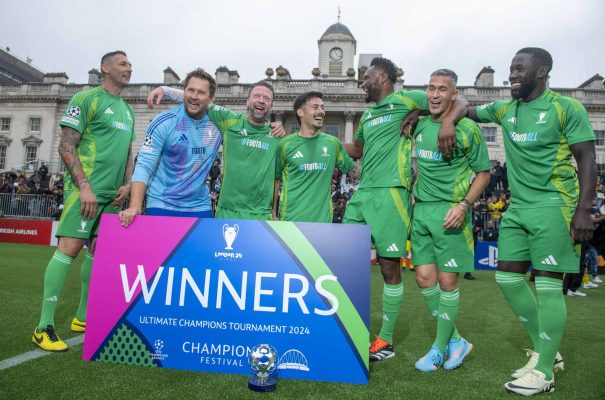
[153,339,164,353]
[67,106,81,117]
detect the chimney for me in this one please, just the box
[474,66,495,87]
[163,67,180,84]
[42,72,69,84]
[228,70,240,84]
[215,66,230,84]
[88,68,101,85]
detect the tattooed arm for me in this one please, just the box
[58,126,97,219]
[112,143,134,206]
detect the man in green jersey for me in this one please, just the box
[32,51,135,351]
[344,57,458,362]
[145,81,283,220]
[411,69,490,372]
[273,91,356,222]
[444,48,596,396]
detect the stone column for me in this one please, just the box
[344,111,355,143]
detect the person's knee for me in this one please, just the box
[57,237,86,258]
[379,258,401,283]
[438,272,459,291]
[415,265,437,288]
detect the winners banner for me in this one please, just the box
[83,215,371,384]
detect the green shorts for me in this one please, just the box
[215,206,272,221]
[56,190,120,239]
[498,207,581,273]
[343,187,411,258]
[410,201,474,273]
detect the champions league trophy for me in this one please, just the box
[248,344,278,392]
[222,224,239,250]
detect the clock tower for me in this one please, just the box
[317,16,356,78]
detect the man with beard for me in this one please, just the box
[120,68,223,223]
[443,47,595,396]
[142,81,283,220]
[33,51,135,350]
[273,91,355,222]
[343,57,458,362]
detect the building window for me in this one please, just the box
[25,146,37,164]
[598,163,605,177]
[324,123,340,137]
[0,145,6,170]
[29,117,41,133]
[595,130,605,147]
[0,117,10,132]
[482,127,497,143]
[290,123,300,133]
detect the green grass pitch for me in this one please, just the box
[0,242,604,399]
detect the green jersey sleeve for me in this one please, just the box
[60,91,93,134]
[207,103,243,134]
[459,118,491,173]
[127,103,136,142]
[393,90,429,112]
[335,139,356,174]
[354,110,368,144]
[275,139,286,180]
[560,98,595,145]
[476,100,511,125]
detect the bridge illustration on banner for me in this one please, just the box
[277,349,310,371]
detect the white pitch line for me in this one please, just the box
[0,335,84,371]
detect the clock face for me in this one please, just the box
[329,47,343,61]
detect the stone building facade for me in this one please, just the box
[1,22,604,175]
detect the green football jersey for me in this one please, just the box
[207,104,280,214]
[476,89,595,208]
[59,87,135,196]
[276,132,356,223]
[413,117,490,202]
[356,90,428,189]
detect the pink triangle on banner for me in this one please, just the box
[82,214,197,360]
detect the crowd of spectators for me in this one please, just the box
[0,164,64,219]
[5,158,605,253]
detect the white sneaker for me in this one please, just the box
[511,350,564,379]
[593,276,603,283]
[583,282,599,289]
[567,290,587,297]
[505,369,555,396]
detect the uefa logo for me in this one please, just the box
[153,339,164,353]
[223,224,239,250]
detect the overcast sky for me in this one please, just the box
[2,0,604,88]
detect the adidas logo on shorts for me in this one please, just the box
[540,255,558,266]
[386,243,399,252]
[444,258,458,268]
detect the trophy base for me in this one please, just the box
[248,377,277,392]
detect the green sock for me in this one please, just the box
[420,285,440,319]
[420,284,461,341]
[495,271,540,353]
[378,283,404,343]
[433,288,460,353]
[75,252,94,322]
[534,277,566,380]
[38,250,74,329]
